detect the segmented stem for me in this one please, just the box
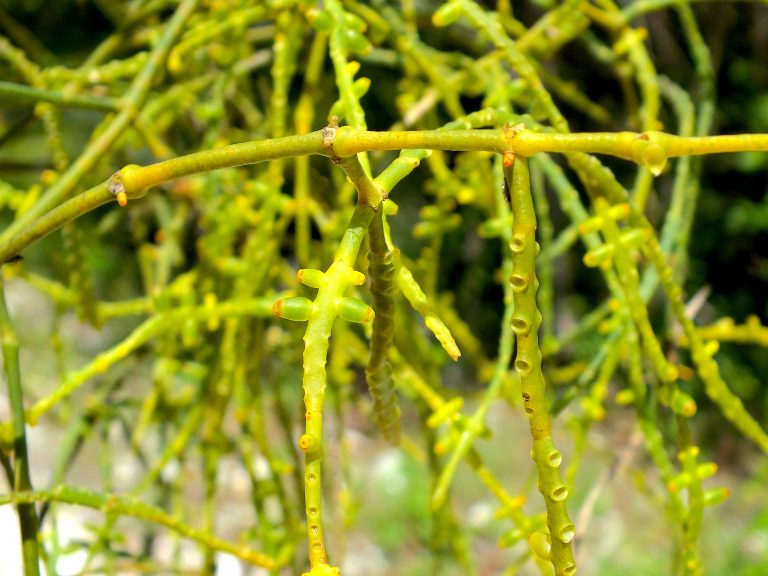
[293,154,378,573]
[507,158,576,576]
[365,210,401,443]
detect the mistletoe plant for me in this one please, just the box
[0,1,767,575]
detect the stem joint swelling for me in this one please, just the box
[108,164,146,206]
[322,115,341,162]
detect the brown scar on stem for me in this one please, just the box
[109,170,129,207]
[502,122,525,168]
[322,115,340,163]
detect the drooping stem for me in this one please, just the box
[365,209,401,443]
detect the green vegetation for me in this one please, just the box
[1,1,767,575]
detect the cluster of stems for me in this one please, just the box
[1,1,767,576]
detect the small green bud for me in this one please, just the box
[696,462,718,480]
[678,445,700,460]
[619,228,650,249]
[668,472,692,493]
[328,100,344,121]
[579,203,631,234]
[528,531,551,561]
[498,529,524,548]
[434,429,458,455]
[703,487,731,507]
[583,244,614,268]
[432,2,463,27]
[383,199,399,216]
[413,221,439,238]
[298,433,321,453]
[345,29,372,55]
[414,214,461,238]
[420,205,442,219]
[307,8,333,32]
[338,297,374,323]
[273,297,313,321]
[426,397,464,429]
[670,389,696,417]
[343,11,367,32]
[580,397,606,421]
[352,77,371,98]
[345,60,361,77]
[343,270,366,285]
[204,292,219,331]
[298,268,325,288]
[478,218,505,238]
[425,315,461,361]
[614,389,635,405]
[456,186,474,204]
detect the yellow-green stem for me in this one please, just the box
[507,158,576,576]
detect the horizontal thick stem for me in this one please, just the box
[2,128,767,265]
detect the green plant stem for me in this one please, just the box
[3,127,768,264]
[0,486,278,569]
[592,197,682,406]
[507,158,576,576]
[672,2,715,279]
[0,7,55,64]
[677,418,704,576]
[267,8,300,184]
[293,31,328,265]
[1,0,200,241]
[295,154,381,573]
[325,0,369,131]
[431,157,515,510]
[0,277,39,575]
[641,222,768,452]
[0,81,119,111]
[87,128,768,202]
[456,0,569,132]
[0,297,278,446]
[298,208,373,571]
[392,349,530,532]
[0,179,113,265]
[530,161,554,346]
[365,209,401,443]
